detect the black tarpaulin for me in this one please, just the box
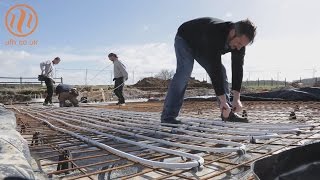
[252,142,320,180]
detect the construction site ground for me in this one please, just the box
[9,100,320,179]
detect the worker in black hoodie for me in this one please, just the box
[55,84,79,107]
[161,17,256,124]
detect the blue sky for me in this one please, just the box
[0,0,319,85]
[1,0,240,48]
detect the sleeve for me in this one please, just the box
[55,85,60,95]
[122,68,128,80]
[40,61,46,72]
[207,54,226,96]
[117,62,128,80]
[231,47,245,92]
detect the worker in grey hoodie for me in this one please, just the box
[108,53,128,105]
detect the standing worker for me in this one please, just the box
[40,57,61,106]
[161,17,257,124]
[108,53,128,106]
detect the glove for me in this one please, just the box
[113,78,116,81]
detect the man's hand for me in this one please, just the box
[232,99,242,112]
[218,95,231,118]
[232,90,242,112]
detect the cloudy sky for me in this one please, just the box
[0,0,319,85]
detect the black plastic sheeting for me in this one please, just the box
[241,87,320,101]
[184,87,320,101]
[252,142,320,180]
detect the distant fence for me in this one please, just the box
[242,77,319,87]
[0,77,63,86]
[243,79,288,87]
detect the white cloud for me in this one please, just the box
[1,35,319,86]
[143,25,149,31]
[240,36,320,81]
[0,50,31,59]
[225,12,233,18]
[0,43,181,85]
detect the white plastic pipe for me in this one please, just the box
[71,108,283,136]
[23,110,204,170]
[50,111,246,153]
[92,108,313,133]
[58,110,278,141]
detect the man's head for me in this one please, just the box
[52,57,61,65]
[108,53,118,61]
[70,88,79,97]
[228,19,257,50]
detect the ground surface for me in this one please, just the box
[98,101,215,113]
[10,100,320,180]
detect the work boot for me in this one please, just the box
[161,118,182,125]
[116,102,125,106]
[221,111,249,123]
[116,102,124,105]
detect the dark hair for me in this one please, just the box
[235,19,257,44]
[108,53,118,58]
[54,57,61,61]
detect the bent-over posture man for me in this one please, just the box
[55,84,79,107]
[40,57,61,106]
[161,17,256,124]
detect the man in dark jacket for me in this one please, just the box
[161,17,256,124]
[55,84,79,107]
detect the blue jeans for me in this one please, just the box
[161,35,230,120]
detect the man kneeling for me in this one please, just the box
[55,84,79,107]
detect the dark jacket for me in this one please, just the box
[177,17,245,96]
[55,84,73,95]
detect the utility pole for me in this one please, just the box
[304,68,317,78]
[277,72,280,81]
[110,71,113,85]
[85,69,88,85]
[277,71,281,85]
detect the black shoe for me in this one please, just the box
[161,118,182,124]
[221,111,249,123]
[116,102,125,106]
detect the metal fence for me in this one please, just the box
[0,77,63,86]
[242,77,319,88]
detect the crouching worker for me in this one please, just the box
[55,84,79,107]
